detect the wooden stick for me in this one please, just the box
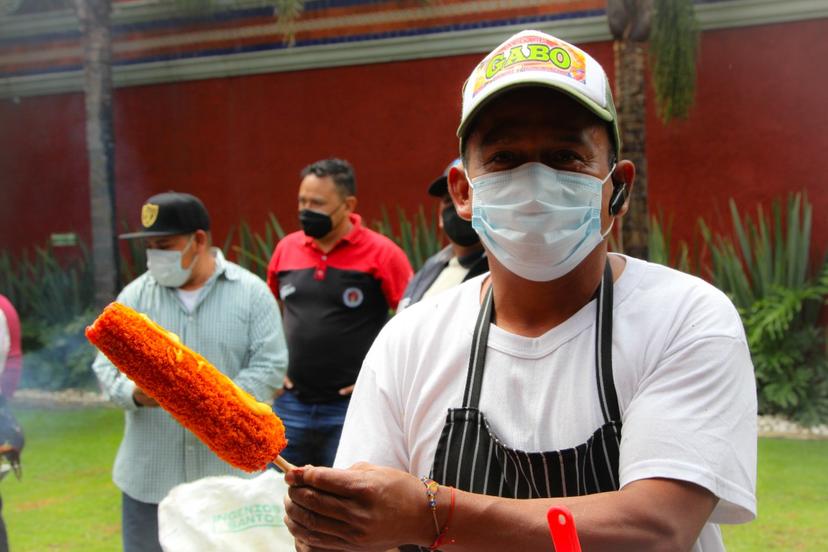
[273,455,296,473]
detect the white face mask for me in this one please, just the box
[146,236,197,288]
[468,162,615,281]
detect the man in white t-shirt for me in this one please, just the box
[283,30,757,552]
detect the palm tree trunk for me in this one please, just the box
[614,38,649,260]
[74,0,120,309]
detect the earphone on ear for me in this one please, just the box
[608,177,628,216]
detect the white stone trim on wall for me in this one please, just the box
[0,0,826,99]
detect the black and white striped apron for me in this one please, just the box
[434,261,622,498]
[402,264,621,552]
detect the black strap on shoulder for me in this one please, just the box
[463,283,493,408]
[595,261,621,423]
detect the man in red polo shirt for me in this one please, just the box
[267,158,412,467]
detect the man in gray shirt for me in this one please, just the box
[92,192,288,552]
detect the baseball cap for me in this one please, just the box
[457,30,621,156]
[119,192,211,239]
[427,157,464,197]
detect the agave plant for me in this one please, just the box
[374,206,442,272]
[224,213,286,280]
[0,242,99,391]
[647,212,692,273]
[700,193,828,425]
[0,243,93,326]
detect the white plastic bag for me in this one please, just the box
[159,470,294,551]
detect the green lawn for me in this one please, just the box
[3,407,826,551]
[721,438,828,551]
[5,407,122,552]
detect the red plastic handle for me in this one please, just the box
[547,506,582,552]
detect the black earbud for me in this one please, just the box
[608,177,627,216]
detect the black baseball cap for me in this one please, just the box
[427,158,464,197]
[119,192,211,239]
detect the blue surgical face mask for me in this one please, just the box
[468,162,615,281]
[146,235,197,288]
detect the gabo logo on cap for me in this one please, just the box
[141,203,159,228]
[471,34,587,97]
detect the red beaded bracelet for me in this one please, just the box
[429,486,456,550]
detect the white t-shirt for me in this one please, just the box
[335,255,757,552]
[176,288,202,313]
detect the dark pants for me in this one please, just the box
[122,492,162,552]
[273,391,350,467]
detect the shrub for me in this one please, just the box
[20,310,98,390]
[223,213,286,281]
[373,206,441,271]
[0,244,98,392]
[0,243,93,325]
[648,212,693,273]
[700,193,828,425]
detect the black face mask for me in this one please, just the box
[299,209,333,239]
[441,204,479,247]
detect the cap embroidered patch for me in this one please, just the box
[142,204,159,228]
[457,30,620,156]
[471,34,587,97]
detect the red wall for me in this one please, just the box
[1,18,826,266]
[647,18,828,256]
[0,93,91,248]
[110,53,481,245]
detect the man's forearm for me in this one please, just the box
[284,465,717,552]
[441,478,716,552]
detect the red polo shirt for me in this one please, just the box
[267,214,412,402]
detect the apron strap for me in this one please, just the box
[462,283,494,408]
[595,261,620,423]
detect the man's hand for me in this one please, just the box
[133,387,159,407]
[284,463,434,551]
[338,384,355,396]
[284,466,719,552]
[274,376,294,399]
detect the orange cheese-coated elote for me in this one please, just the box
[86,302,289,472]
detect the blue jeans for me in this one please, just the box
[122,492,162,552]
[274,391,350,467]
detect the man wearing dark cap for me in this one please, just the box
[284,31,757,552]
[398,158,488,311]
[91,192,288,552]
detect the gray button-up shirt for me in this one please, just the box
[92,249,288,503]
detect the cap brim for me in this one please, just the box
[428,176,448,197]
[118,230,179,240]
